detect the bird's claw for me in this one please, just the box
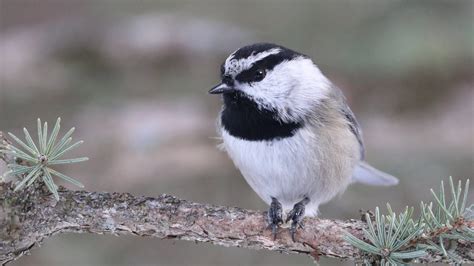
[267,197,283,240]
[286,196,309,242]
[288,219,305,241]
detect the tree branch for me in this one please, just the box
[0,183,367,264]
[0,131,472,265]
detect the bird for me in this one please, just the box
[208,43,399,241]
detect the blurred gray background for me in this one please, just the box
[1,0,473,265]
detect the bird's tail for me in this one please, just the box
[352,161,399,186]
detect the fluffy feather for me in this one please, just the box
[220,87,361,216]
[213,43,399,218]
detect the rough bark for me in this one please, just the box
[0,183,368,264]
[0,131,472,265]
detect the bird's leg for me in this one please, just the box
[267,197,283,240]
[286,196,310,241]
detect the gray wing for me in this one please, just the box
[334,89,399,186]
[329,86,365,160]
[340,99,365,160]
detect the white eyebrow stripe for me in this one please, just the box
[224,48,282,77]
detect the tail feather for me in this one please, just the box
[352,162,399,186]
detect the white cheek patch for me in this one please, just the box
[224,48,281,77]
[238,58,332,122]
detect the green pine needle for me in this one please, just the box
[0,118,87,200]
[345,177,472,264]
[344,205,426,264]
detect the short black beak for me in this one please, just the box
[208,83,235,94]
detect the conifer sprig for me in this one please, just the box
[345,177,472,264]
[0,118,87,200]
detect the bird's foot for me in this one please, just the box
[267,197,283,240]
[286,196,310,241]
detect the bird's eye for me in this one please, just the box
[254,69,266,81]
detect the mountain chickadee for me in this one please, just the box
[209,43,399,240]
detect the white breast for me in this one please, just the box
[221,127,355,216]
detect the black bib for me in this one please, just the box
[221,92,303,141]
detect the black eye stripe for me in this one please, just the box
[235,66,266,83]
[222,75,234,86]
[235,53,293,83]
